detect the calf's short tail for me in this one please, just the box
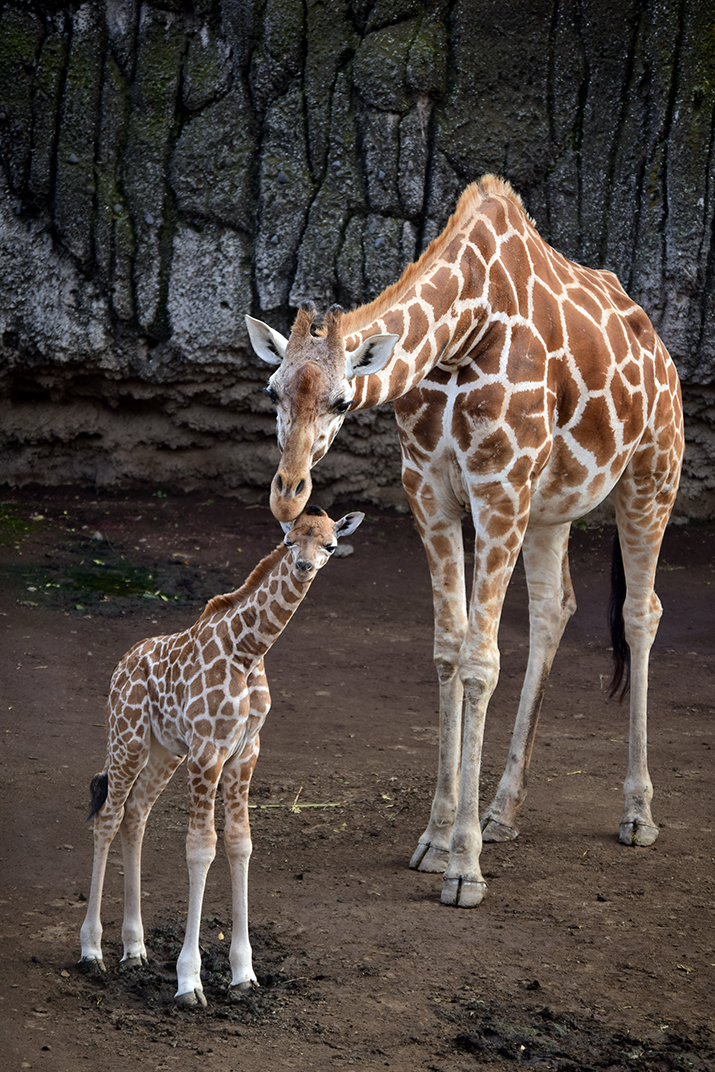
[87,772,108,821]
[608,533,630,701]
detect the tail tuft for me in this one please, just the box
[87,772,108,821]
[608,533,630,701]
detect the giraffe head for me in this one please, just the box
[247,303,398,522]
[280,505,365,580]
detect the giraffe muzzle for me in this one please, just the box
[270,469,312,522]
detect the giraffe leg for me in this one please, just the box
[174,748,223,1007]
[79,792,126,972]
[119,737,184,967]
[222,667,269,995]
[481,522,576,841]
[223,744,260,993]
[611,472,676,848]
[440,491,529,907]
[405,508,468,874]
[79,729,151,971]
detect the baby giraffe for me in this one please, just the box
[79,506,364,1006]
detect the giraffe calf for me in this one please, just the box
[79,506,363,1006]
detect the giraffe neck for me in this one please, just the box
[339,181,537,411]
[201,545,313,662]
[345,227,486,409]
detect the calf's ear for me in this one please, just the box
[334,511,365,539]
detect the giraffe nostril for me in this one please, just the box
[277,474,284,494]
[297,560,313,572]
[295,478,305,496]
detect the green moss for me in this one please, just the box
[27,28,66,195]
[0,8,41,77]
[406,14,447,96]
[132,13,184,145]
[0,506,43,546]
[0,9,42,185]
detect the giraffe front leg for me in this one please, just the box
[404,508,467,874]
[441,493,527,907]
[223,745,260,994]
[440,671,493,908]
[409,663,463,873]
[175,752,221,1007]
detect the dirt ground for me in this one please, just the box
[0,488,713,1072]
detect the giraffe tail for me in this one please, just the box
[87,771,108,821]
[608,533,630,701]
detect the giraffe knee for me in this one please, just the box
[434,654,460,685]
[459,664,499,705]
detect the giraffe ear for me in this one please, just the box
[345,334,399,380]
[334,511,365,539]
[245,315,288,366]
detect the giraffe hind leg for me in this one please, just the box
[79,706,152,971]
[611,470,678,847]
[79,768,140,971]
[119,737,185,968]
[481,523,576,842]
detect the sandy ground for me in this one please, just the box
[1,488,713,1071]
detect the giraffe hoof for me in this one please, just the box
[441,876,488,908]
[409,842,449,872]
[78,956,106,975]
[228,979,259,999]
[619,820,659,847]
[120,954,148,970]
[481,817,519,842]
[175,988,207,1008]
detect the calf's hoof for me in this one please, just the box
[78,956,106,975]
[120,954,148,971]
[175,987,207,1008]
[229,979,259,1000]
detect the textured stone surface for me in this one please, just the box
[0,0,713,517]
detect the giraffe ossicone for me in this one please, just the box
[248,173,684,908]
[79,506,364,1005]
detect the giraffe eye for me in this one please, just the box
[264,386,279,404]
[333,399,351,414]
[324,543,336,554]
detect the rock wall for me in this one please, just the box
[0,0,713,517]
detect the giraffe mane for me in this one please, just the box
[198,543,288,620]
[338,174,533,336]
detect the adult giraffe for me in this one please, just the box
[246,174,684,908]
